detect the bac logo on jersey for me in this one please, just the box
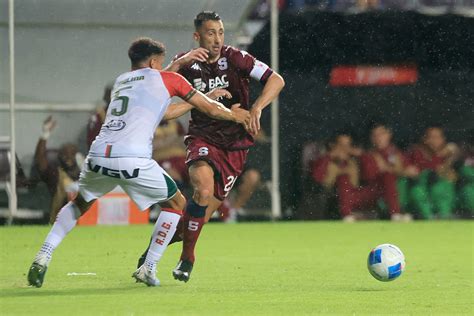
[209,75,229,89]
[193,78,207,92]
[218,57,228,70]
[194,75,229,91]
[88,161,140,179]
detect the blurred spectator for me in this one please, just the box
[152,120,188,189]
[356,0,381,10]
[456,141,474,215]
[87,84,113,149]
[312,131,363,221]
[406,126,459,219]
[34,116,82,223]
[312,132,360,189]
[360,123,415,221]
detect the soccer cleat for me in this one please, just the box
[136,248,148,269]
[27,262,48,288]
[132,265,160,287]
[172,260,193,283]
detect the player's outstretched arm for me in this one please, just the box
[187,91,251,130]
[164,48,209,72]
[250,72,285,133]
[35,116,57,173]
[163,102,194,120]
[163,88,232,120]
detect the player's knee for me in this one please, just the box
[193,188,211,205]
[74,194,94,215]
[168,191,187,210]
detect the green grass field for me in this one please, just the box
[0,221,472,315]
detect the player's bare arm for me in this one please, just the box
[187,91,251,128]
[163,88,232,120]
[164,48,209,72]
[250,72,285,133]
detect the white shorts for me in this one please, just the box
[79,156,178,211]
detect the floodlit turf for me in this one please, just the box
[0,221,472,315]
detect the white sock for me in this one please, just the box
[35,202,81,265]
[144,210,181,271]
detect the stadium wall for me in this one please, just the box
[0,0,252,172]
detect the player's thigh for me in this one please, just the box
[78,156,120,203]
[119,158,178,211]
[188,160,215,193]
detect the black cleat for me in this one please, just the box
[137,248,149,269]
[27,262,48,288]
[172,260,193,283]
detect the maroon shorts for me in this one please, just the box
[185,137,248,200]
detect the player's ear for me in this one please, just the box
[150,55,164,70]
[193,31,199,42]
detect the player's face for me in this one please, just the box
[424,128,445,152]
[149,54,165,70]
[371,126,392,150]
[336,135,352,153]
[195,20,225,60]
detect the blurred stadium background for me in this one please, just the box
[1,0,473,224]
[1,1,473,315]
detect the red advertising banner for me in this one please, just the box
[329,65,418,87]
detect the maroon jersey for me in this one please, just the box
[176,45,273,150]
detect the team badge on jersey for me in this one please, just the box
[104,119,126,131]
[218,57,228,70]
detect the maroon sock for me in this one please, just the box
[180,201,207,263]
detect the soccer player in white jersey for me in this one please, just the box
[27,37,251,288]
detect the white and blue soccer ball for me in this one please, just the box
[367,244,405,282]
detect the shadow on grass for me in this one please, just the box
[352,287,390,292]
[0,283,182,298]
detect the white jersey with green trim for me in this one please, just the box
[89,67,194,159]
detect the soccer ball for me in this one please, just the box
[367,244,405,282]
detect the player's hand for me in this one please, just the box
[230,103,251,131]
[179,48,209,64]
[206,88,232,100]
[41,115,57,140]
[249,107,262,135]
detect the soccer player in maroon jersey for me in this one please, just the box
[137,11,285,282]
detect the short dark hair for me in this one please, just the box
[326,129,353,149]
[194,11,221,30]
[369,121,391,132]
[128,37,165,67]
